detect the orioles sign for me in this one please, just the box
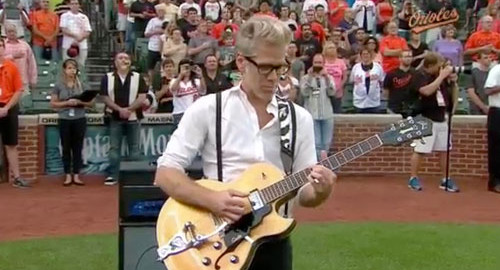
[409,8,459,33]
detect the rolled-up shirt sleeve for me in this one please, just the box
[156,96,209,172]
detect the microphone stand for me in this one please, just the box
[444,79,458,192]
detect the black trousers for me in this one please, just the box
[248,237,292,270]
[488,107,500,188]
[59,118,87,174]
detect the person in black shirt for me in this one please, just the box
[408,31,429,69]
[296,23,322,71]
[407,52,460,193]
[383,50,416,116]
[202,54,232,94]
[129,0,156,38]
[466,0,489,32]
[155,58,176,113]
[99,52,148,186]
[179,7,198,43]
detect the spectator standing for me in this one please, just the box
[286,41,305,82]
[0,38,29,188]
[203,54,232,94]
[352,0,376,33]
[465,15,500,67]
[0,2,30,39]
[145,4,168,80]
[60,0,92,67]
[4,23,37,107]
[201,0,224,23]
[323,42,347,113]
[408,31,429,70]
[99,52,148,186]
[432,25,463,66]
[383,50,415,115]
[178,7,198,42]
[380,21,408,73]
[301,53,335,159]
[216,32,236,76]
[169,58,206,123]
[329,0,348,28]
[155,58,176,113]
[129,0,156,39]
[161,27,187,71]
[31,0,59,63]
[178,0,201,16]
[296,23,323,70]
[212,7,239,43]
[466,52,492,114]
[50,59,93,186]
[350,48,385,113]
[375,0,393,34]
[187,20,218,66]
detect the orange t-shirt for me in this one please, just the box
[31,10,59,47]
[0,60,23,105]
[464,30,500,61]
[211,22,239,44]
[380,35,408,72]
[377,2,393,24]
[328,0,348,27]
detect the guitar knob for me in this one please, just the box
[202,257,211,266]
[213,241,222,250]
[230,255,239,264]
[420,138,426,145]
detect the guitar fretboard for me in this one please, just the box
[259,135,383,204]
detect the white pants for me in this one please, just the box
[414,120,451,154]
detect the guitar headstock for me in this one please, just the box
[379,116,433,146]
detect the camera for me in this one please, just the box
[451,65,472,74]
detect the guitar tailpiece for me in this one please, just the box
[157,221,229,261]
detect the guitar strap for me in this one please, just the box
[216,92,223,182]
[215,92,296,216]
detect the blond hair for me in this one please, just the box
[235,15,292,57]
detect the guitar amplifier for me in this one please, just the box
[119,158,204,270]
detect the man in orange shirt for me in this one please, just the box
[465,15,500,64]
[31,0,60,63]
[211,7,239,44]
[0,39,30,188]
[380,21,408,73]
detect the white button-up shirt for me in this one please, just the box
[157,85,317,183]
[485,64,500,108]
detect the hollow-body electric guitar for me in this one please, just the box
[156,116,433,270]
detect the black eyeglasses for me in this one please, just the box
[244,56,289,76]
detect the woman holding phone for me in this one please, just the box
[50,59,94,186]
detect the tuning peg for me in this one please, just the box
[410,141,417,148]
[420,138,426,145]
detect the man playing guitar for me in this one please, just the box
[154,15,336,270]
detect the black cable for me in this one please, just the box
[134,245,159,270]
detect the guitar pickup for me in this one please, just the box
[248,190,265,211]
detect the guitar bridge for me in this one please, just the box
[157,221,228,261]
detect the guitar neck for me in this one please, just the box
[258,135,384,205]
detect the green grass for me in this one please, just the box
[0,223,499,270]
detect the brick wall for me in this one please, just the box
[331,115,488,178]
[16,114,489,180]
[18,116,41,181]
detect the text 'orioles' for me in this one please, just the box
[409,8,459,33]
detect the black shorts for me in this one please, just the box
[147,50,162,70]
[0,104,19,146]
